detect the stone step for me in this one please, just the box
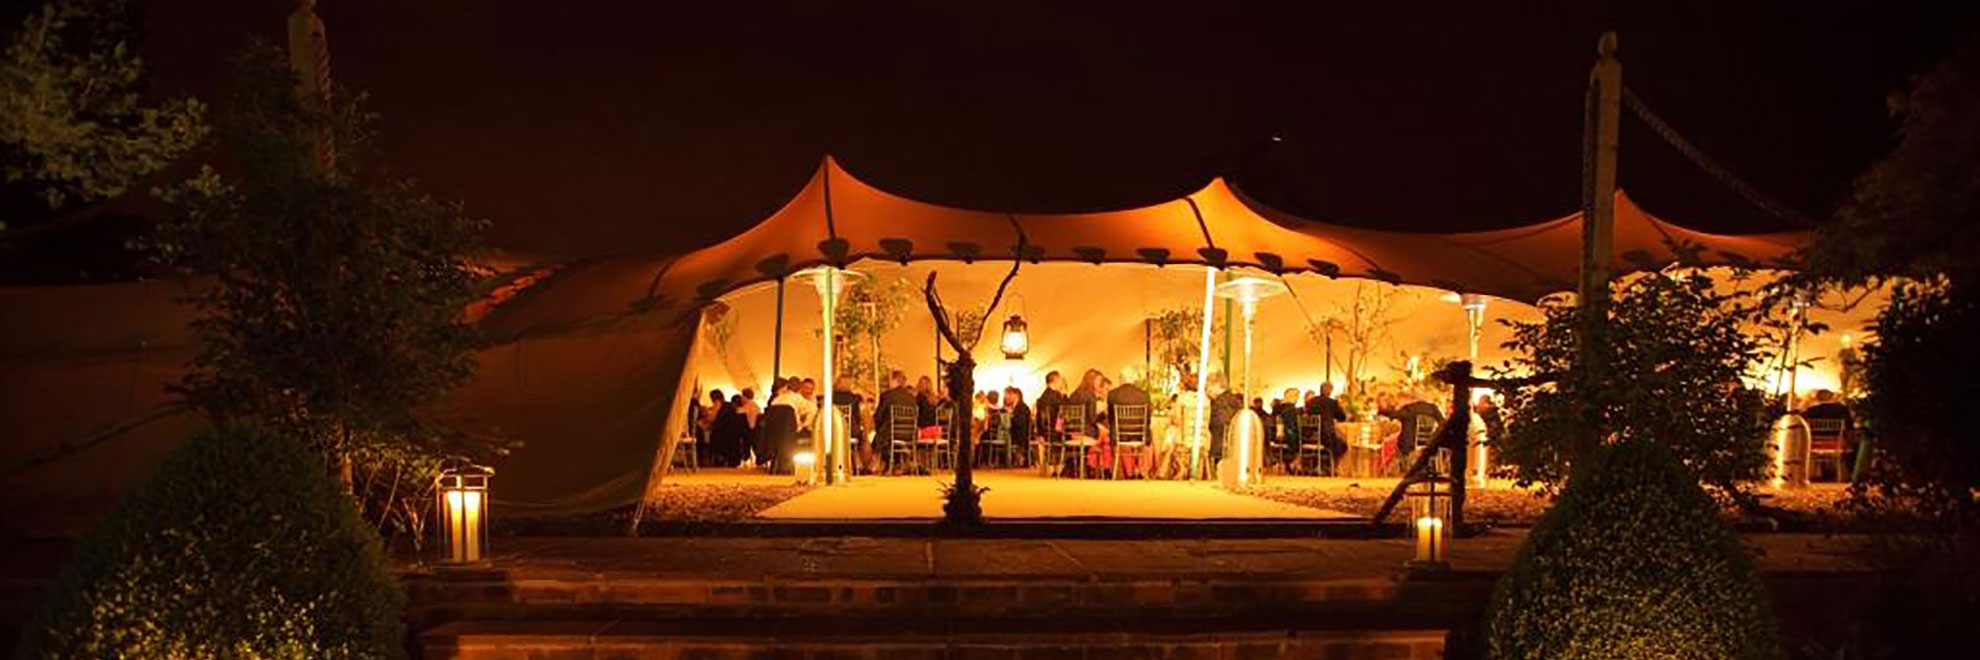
[405,568,1457,624]
[420,617,1449,660]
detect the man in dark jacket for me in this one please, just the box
[873,371,919,439]
[1305,382,1350,457]
[1383,391,1445,464]
[1206,374,1243,464]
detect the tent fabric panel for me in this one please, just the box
[0,359,199,535]
[449,313,693,515]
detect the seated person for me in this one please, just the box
[1005,386,1033,465]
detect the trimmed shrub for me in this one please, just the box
[14,426,404,660]
[1484,440,1781,660]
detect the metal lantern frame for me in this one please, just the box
[436,465,493,565]
[1000,313,1030,360]
[1406,472,1453,570]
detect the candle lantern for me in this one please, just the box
[1406,474,1452,570]
[1000,313,1030,360]
[436,465,492,565]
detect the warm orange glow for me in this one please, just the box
[1414,516,1446,564]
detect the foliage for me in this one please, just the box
[1797,38,1980,531]
[1493,271,1772,498]
[13,425,404,660]
[150,45,490,471]
[1786,40,1980,659]
[1311,282,1400,394]
[1147,307,1228,389]
[1,0,205,229]
[1851,280,1979,523]
[1797,39,1979,290]
[824,274,911,396]
[1484,439,1782,660]
[951,305,986,351]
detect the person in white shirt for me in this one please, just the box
[772,378,817,435]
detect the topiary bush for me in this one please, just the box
[14,426,405,660]
[1484,439,1782,660]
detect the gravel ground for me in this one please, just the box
[1241,483,1853,528]
[496,483,812,535]
[641,483,813,523]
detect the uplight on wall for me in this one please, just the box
[1000,313,1030,360]
[436,466,492,565]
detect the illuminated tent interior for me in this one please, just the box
[1,157,1867,532]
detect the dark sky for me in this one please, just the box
[132,0,1976,259]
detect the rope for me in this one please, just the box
[1621,86,1814,225]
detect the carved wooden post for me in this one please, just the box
[945,353,981,524]
[1445,362,1473,533]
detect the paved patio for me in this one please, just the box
[754,469,1358,520]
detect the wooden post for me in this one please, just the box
[771,278,785,391]
[1577,32,1623,462]
[1445,363,1472,532]
[946,353,978,522]
[286,0,335,177]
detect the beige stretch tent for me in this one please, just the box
[0,157,1805,533]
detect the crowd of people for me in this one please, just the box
[684,367,1505,480]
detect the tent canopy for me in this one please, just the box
[631,157,1807,315]
[1,155,1815,531]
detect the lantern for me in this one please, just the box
[793,450,817,485]
[1000,313,1030,360]
[436,466,492,565]
[1406,470,1452,570]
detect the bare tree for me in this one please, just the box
[1311,282,1401,393]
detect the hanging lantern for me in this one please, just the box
[1000,313,1030,360]
[1406,473,1452,570]
[436,465,492,565]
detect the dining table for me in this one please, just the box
[1335,420,1397,478]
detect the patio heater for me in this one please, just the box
[792,266,865,486]
[1215,273,1286,486]
[1460,293,1490,488]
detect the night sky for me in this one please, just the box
[98,1,1980,258]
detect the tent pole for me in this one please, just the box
[1144,318,1152,383]
[1191,266,1217,481]
[772,278,786,392]
[1223,293,1234,382]
[820,269,839,485]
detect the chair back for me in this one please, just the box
[1059,404,1089,439]
[935,402,960,443]
[888,404,919,445]
[761,405,799,452]
[1808,417,1847,450]
[1112,403,1149,446]
[1410,415,1439,450]
[1300,414,1324,446]
[982,411,1009,445]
